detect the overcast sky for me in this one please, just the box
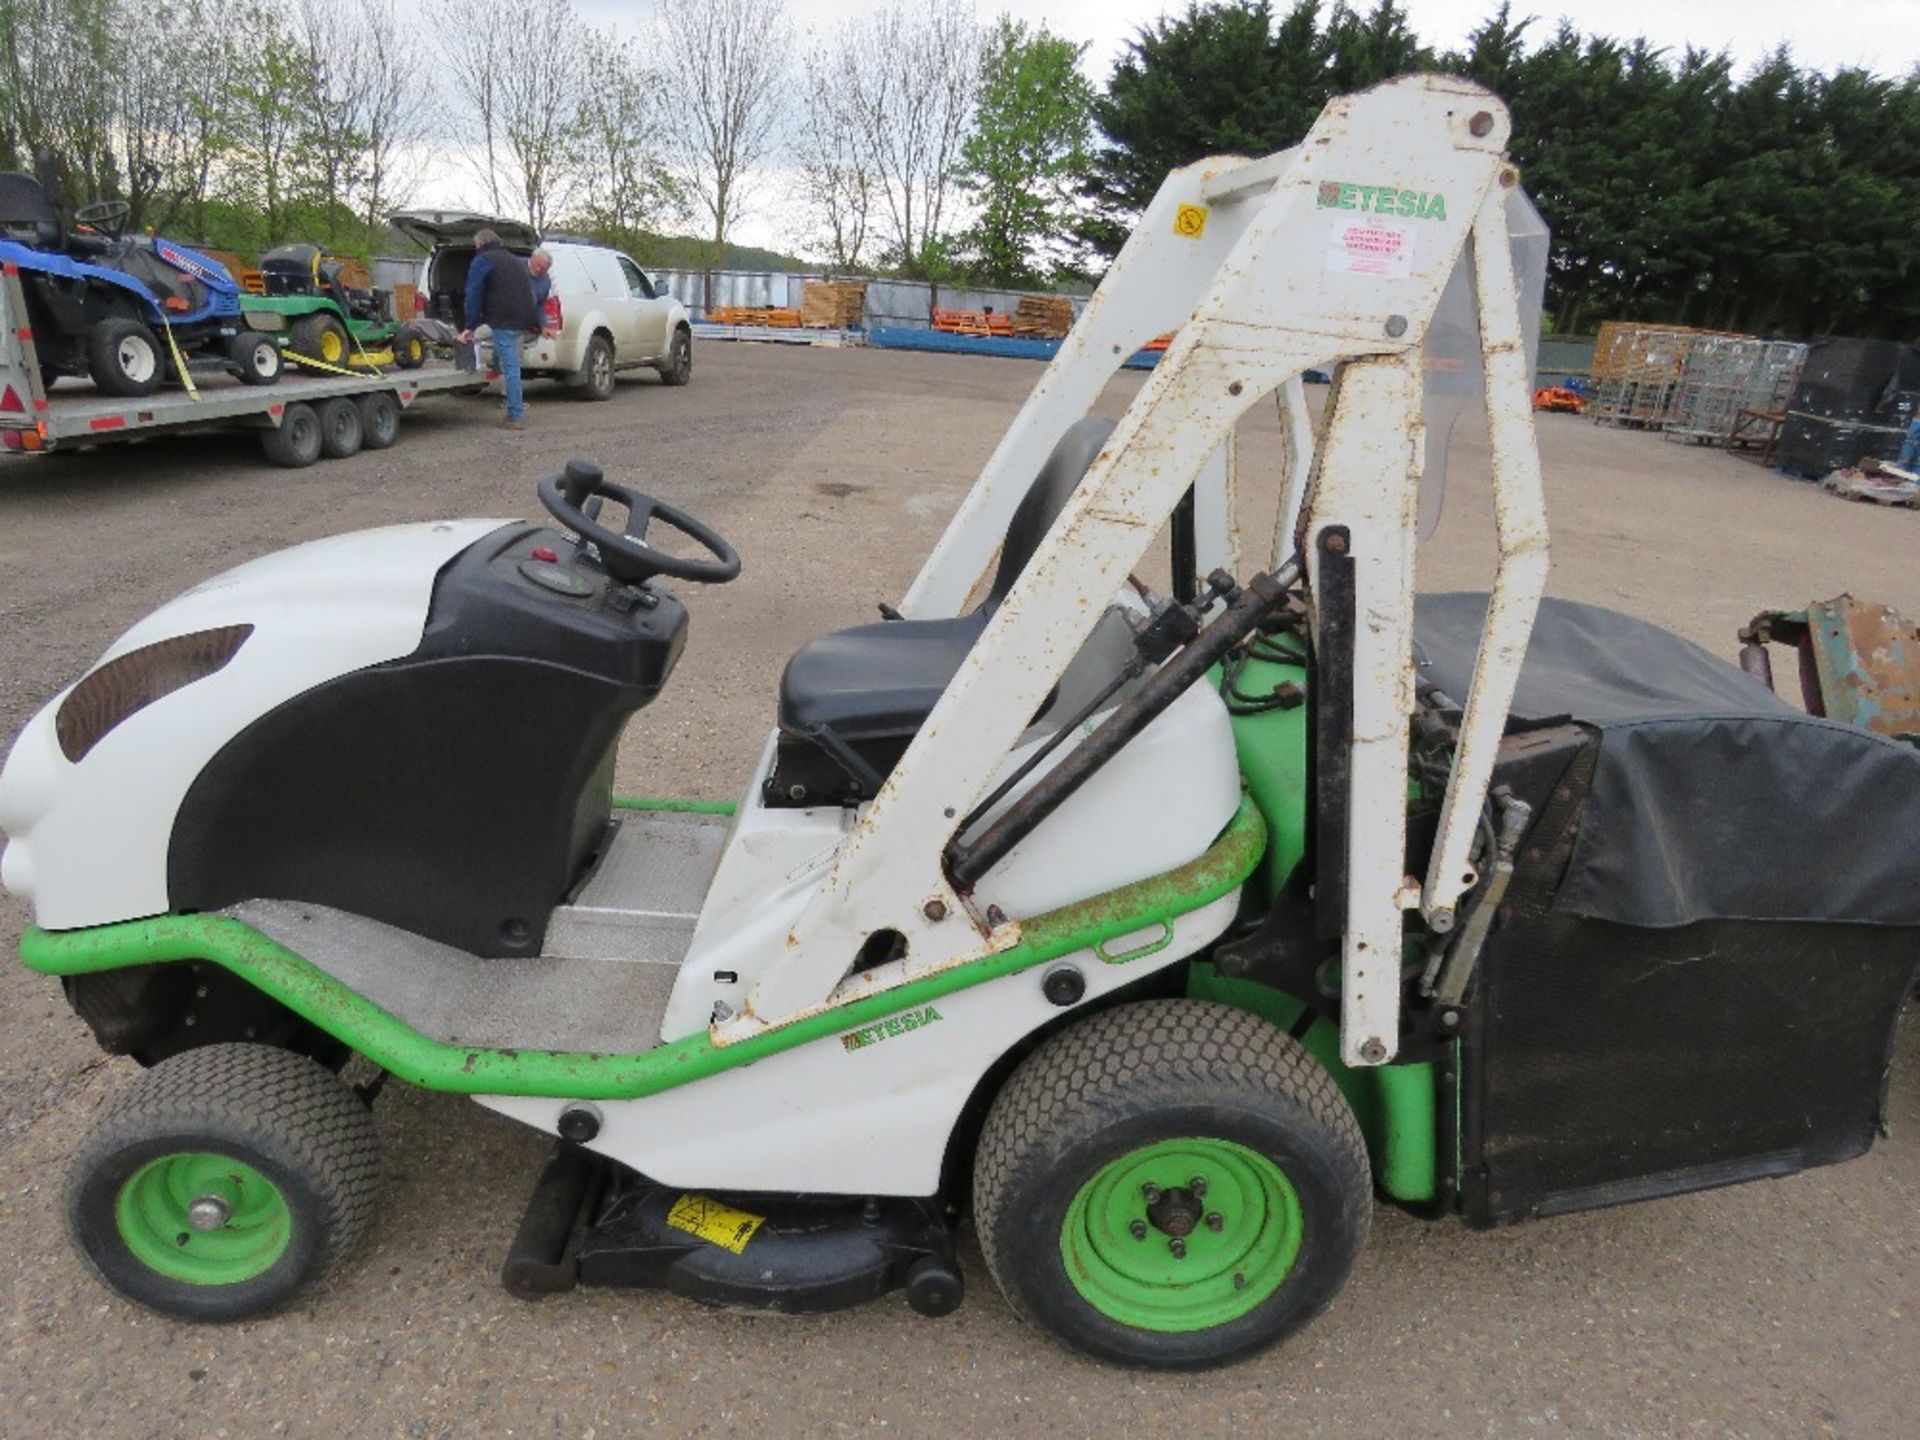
[532,0,1918,80]
[396,0,1919,249]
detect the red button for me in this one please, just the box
[530,546,558,563]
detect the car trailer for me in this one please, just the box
[0,261,488,468]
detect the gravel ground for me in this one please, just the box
[0,342,1914,1438]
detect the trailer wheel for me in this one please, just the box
[289,314,349,370]
[358,391,401,449]
[228,331,282,386]
[316,397,363,458]
[973,999,1371,1370]
[66,1042,379,1322]
[88,317,162,397]
[260,403,322,468]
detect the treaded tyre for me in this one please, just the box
[316,396,363,458]
[392,325,427,369]
[289,312,350,370]
[570,332,615,400]
[87,316,162,397]
[973,999,1371,1369]
[228,330,282,386]
[260,402,321,467]
[358,390,401,449]
[659,325,692,386]
[67,1042,379,1322]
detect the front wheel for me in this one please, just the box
[228,331,282,386]
[973,1000,1371,1369]
[66,1043,380,1321]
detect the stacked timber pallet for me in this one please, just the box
[706,306,803,328]
[1012,294,1075,339]
[932,309,1013,337]
[800,280,867,328]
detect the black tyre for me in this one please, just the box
[66,1042,379,1322]
[358,390,401,449]
[391,324,427,369]
[316,396,363,458]
[260,402,322,468]
[659,325,692,386]
[87,316,162,397]
[973,1000,1371,1370]
[228,330,282,386]
[289,312,350,370]
[570,332,615,400]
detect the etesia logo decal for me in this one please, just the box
[842,1004,943,1053]
[1317,182,1446,220]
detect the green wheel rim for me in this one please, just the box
[1060,1137,1302,1332]
[114,1153,292,1285]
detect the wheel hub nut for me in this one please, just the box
[1189,1176,1207,1198]
[1140,1182,1161,1204]
[1206,1211,1224,1232]
[186,1195,231,1233]
[1129,1219,1147,1240]
[1168,1237,1187,1259]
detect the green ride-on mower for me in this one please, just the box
[242,243,427,372]
[3,78,1917,1370]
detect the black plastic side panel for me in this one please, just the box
[1461,912,1920,1225]
[169,524,688,957]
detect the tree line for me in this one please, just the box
[1087,2,1920,338]
[1,0,1914,338]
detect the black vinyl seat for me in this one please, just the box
[767,417,1117,806]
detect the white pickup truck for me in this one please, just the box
[391,212,693,400]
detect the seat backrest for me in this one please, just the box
[983,416,1117,611]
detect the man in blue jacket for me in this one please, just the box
[458,228,538,430]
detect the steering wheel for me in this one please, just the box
[74,199,131,236]
[537,458,741,586]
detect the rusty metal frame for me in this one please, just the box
[732,77,1524,1064]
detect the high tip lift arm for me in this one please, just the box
[735,76,1549,1067]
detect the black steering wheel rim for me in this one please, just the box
[537,459,741,586]
[74,199,131,236]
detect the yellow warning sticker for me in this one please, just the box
[665,1193,767,1254]
[1173,203,1208,239]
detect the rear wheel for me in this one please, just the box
[289,313,349,370]
[973,1000,1371,1369]
[570,333,615,400]
[260,402,322,468]
[316,396,363,458]
[87,317,162,397]
[659,325,692,386]
[358,390,401,449]
[228,331,282,386]
[66,1043,380,1321]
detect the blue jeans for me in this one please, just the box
[493,328,525,421]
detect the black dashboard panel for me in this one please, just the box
[170,523,689,957]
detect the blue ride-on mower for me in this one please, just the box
[0,162,281,397]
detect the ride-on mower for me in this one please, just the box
[243,243,426,371]
[4,78,1916,1369]
[0,162,281,396]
